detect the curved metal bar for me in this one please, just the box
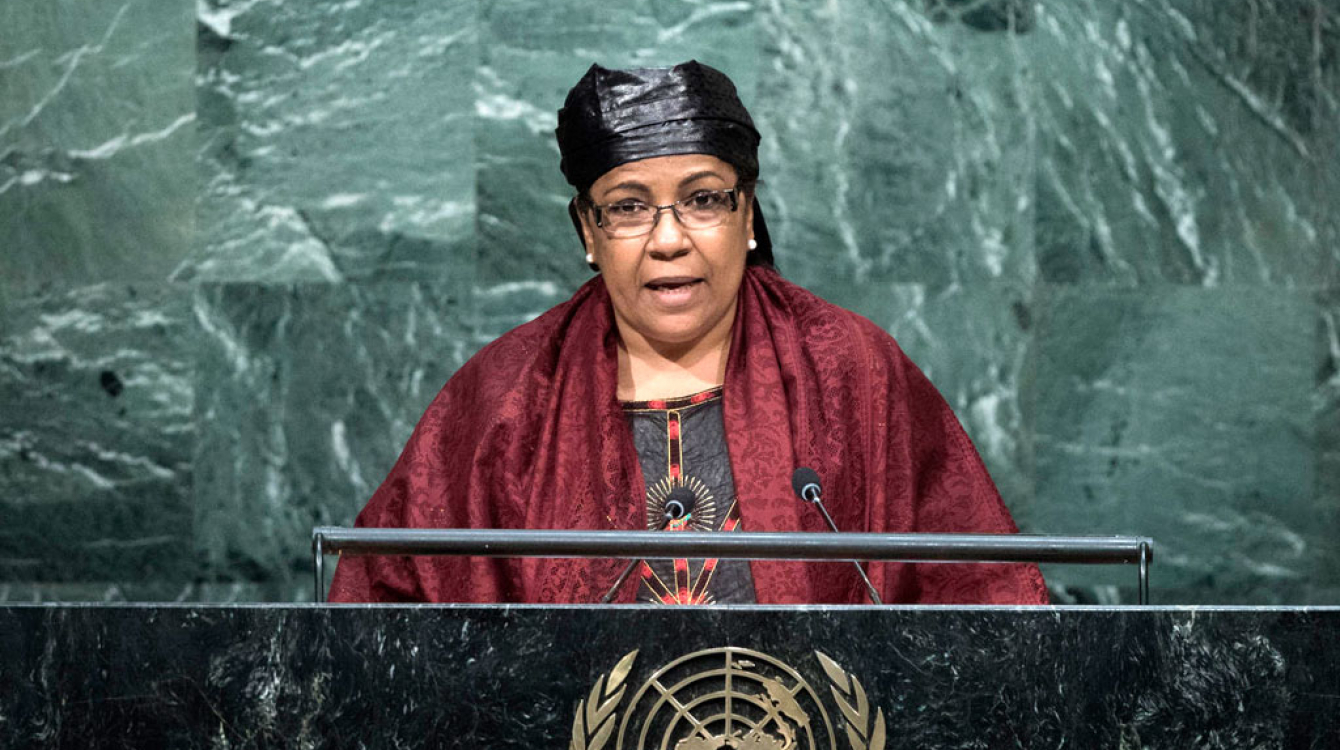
[312,528,1156,603]
[1138,541,1151,605]
[313,534,325,603]
[312,527,1152,563]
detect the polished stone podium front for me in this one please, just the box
[2,605,1336,748]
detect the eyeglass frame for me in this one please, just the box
[580,187,747,238]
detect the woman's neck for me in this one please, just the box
[615,327,732,402]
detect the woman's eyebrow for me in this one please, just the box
[598,170,726,199]
[678,170,725,187]
[598,181,651,199]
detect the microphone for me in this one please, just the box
[663,485,696,524]
[791,467,883,605]
[600,485,697,603]
[791,467,822,504]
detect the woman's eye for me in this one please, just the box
[686,191,726,209]
[607,201,647,216]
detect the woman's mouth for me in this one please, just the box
[645,277,703,305]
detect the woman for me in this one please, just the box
[329,61,1047,605]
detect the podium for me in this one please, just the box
[2,604,1338,748]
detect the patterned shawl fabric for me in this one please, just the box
[328,267,1048,604]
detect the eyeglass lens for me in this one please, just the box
[601,190,736,237]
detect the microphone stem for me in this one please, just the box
[600,513,673,603]
[600,558,640,604]
[812,500,884,605]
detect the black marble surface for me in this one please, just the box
[1,605,1336,748]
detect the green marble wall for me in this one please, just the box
[2,0,1336,603]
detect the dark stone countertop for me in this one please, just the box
[2,605,1337,749]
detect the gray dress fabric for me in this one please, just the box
[623,387,756,604]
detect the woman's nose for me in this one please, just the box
[645,206,691,257]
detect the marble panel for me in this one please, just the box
[181,0,477,283]
[1029,0,1340,285]
[2,0,1335,611]
[0,283,194,582]
[1031,286,1320,603]
[469,277,574,343]
[192,282,474,588]
[819,281,1036,514]
[1,605,1337,747]
[1314,289,1340,603]
[756,0,1036,288]
[475,0,758,293]
[0,580,310,604]
[0,0,194,287]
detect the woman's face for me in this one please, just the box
[579,154,753,357]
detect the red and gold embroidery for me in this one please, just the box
[626,387,747,606]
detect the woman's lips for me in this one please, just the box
[645,277,703,306]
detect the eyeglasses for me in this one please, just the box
[588,188,742,238]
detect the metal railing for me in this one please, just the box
[312,528,1153,604]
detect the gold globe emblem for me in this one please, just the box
[570,648,885,750]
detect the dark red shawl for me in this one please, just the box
[329,267,1047,604]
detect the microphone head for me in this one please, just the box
[663,485,697,520]
[791,467,822,503]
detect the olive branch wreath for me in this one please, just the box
[569,649,884,750]
[569,650,638,750]
[816,651,886,750]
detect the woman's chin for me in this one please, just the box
[615,297,737,359]
[630,319,721,354]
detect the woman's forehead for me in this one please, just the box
[591,154,736,195]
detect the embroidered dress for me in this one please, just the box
[623,388,755,604]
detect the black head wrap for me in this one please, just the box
[556,60,773,268]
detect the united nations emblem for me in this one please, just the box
[569,648,886,750]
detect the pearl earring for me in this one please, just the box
[747,239,758,251]
[585,252,594,264]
